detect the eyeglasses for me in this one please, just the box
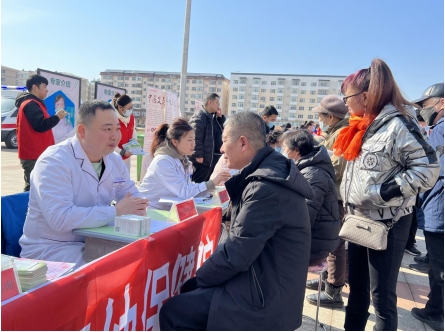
[343,92,363,104]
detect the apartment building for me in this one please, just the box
[99,70,230,119]
[229,73,346,127]
[16,70,37,86]
[1,66,19,85]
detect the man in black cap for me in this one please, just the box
[410,83,444,331]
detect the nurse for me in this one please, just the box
[138,118,231,210]
[19,100,149,268]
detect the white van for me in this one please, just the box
[1,86,27,149]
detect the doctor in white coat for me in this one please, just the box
[19,100,149,268]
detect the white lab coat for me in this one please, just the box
[19,136,142,268]
[138,154,208,210]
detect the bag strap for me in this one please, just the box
[386,197,411,229]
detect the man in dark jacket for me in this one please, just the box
[410,83,444,331]
[16,74,68,191]
[260,105,278,135]
[189,93,225,182]
[160,112,313,331]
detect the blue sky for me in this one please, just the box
[2,0,443,99]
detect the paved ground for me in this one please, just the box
[1,143,433,331]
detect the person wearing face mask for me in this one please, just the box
[111,92,137,171]
[281,129,340,268]
[409,83,444,331]
[266,130,283,152]
[260,105,279,135]
[305,95,350,308]
[138,118,231,210]
[335,59,439,331]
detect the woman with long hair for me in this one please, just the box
[334,59,439,330]
[138,118,230,210]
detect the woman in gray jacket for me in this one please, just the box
[334,58,440,331]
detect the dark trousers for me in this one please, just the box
[191,155,221,183]
[345,214,411,331]
[327,200,347,286]
[423,231,444,317]
[159,279,214,331]
[406,207,419,247]
[20,159,37,192]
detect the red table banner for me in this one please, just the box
[1,208,222,331]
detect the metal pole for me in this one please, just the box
[179,0,192,118]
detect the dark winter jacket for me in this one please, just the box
[189,107,225,167]
[418,117,444,233]
[15,93,60,133]
[296,145,340,262]
[196,146,313,330]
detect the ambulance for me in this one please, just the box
[1,85,27,149]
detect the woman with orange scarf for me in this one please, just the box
[335,59,440,331]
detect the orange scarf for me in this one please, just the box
[332,115,372,161]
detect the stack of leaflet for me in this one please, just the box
[14,259,48,291]
[122,138,146,155]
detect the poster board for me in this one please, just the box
[141,88,180,180]
[37,69,81,144]
[94,82,126,103]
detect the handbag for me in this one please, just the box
[339,198,410,250]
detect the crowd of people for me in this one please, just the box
[14,58,443,331]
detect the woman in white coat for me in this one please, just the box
[138,118,231,210]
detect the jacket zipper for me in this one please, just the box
[251,266,265,308]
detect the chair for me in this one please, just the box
[1,192,30,257]
[307,260,328,331]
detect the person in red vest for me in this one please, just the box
[16,74,68,191]
[111,92,136,171]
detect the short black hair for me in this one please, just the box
[261,105,279,117]
[282,129,315,157]
[205,93,220,106]
[26,74,48,91]
[76,100,114,127]
[285,123,292,129]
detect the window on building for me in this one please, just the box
[252,95,258,100]
[262,81,267,85]
[198,79,203,84]
[260,104,265,109]
[261,89,266,93]
[197,94,202,98]
[270,89,276,93]
[310,98,315,103]
[232,111,236,115]
[161,78,166,82]
[276,104,282,109]
[148,77,153,81]
[318,90,328,95]
[291,89,298,94]
[232,95,238,99]
[310,90,316,95]
[239,95,244,100]
[218,81,222,85]
[240,79,247,84]
[155,78,159,82]
[278,88,284,93]
[232,103,236,107]
[319,81,330,87]
[291,105,296,110]
[300,90,306,94]
[118,76,124,80]
[192,87,197,91]
[197,86,203,91]
[311,82,317,87]
[239,86,245,92]
[192,79,197,84]
[292,79,300,86]
[278,79,285,85]
[298,114,304,118]
[290,113,296,118]
[234,80,239,84]
[210,80,216,85]
[253,79,260,84]
[238,102,244,107]
[209,87,216,92]
[125,84,129,87]
[117,83,124,87]
[271,81,277,85]
[308,115,313,119]
[309,107,314,111]
[260,97,266,101]
[291,97,297,102]
[299,106,305,111]
[251,103,258,108]
[317,97,323,103]
[191,101,195,105]
[277,96,283,101]
[299,98,305,102]
[217,88,221,92]
[270,97,275,101]
[185,101,188,104]
[253,87,259,92]
[191,94,196,98]
[301,82,307,86]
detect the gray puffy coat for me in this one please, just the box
[296,145,340,262]
[340,104,440,220]
[196,146,313,330]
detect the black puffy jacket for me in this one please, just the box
[296,145,340,262]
